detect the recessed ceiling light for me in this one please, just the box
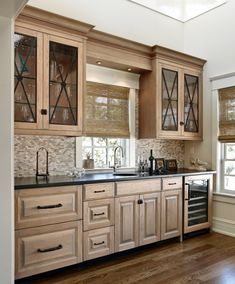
[127,68,132,71]
[96,61,102,65]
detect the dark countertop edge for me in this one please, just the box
[14,169,216,190]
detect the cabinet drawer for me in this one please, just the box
[15,221,82,279]
[83,227,114,260]
[15,186,82,229]
[116,179,161,196]
[83,199,114,231]
[83,183,114,201]
[162,177,182,191]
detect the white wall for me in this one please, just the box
[184,0,235,236]
[0,1,28,283]
[0,16,14,284]
[28,0,184,51]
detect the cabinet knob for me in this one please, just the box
[41,109,48,115]
[137,199,143,204]
[180,121,184,126]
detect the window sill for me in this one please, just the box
[84,167,137,174]
[213,192,235,204]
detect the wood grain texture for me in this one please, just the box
[16,233,235,284]
[15,186,82,229]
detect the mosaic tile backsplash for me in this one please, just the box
[136,139,185,168]
[15,135,76,177]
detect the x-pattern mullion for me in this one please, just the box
[162,70,178,129]
[50,44,77,125]
[15,39,36,122]
[184,76,198,131]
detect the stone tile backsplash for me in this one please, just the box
[15,135,76,177]
[136,139,185,168]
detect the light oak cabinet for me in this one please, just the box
[115,180,161,252]
[15,186,83,279]
[161,177,182,240]
[83,183,115,261]
[139,48,206,140]
[14,17,85,136]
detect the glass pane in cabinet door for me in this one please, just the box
[184,74,199,132]
[14,33,37,123]
[49,41,78,125]
[162,68,178,131]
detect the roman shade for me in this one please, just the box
[218,86,235,142]
[85,81,130,138]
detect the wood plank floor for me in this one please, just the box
[16,232,235,284]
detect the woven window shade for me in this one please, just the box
[85,81,130,138]
[219,86,235,142]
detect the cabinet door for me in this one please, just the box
[139,192,161,245]
[184,175,212,233]
[157,62,182,139]
[183,69,202,140]
[43,34,84,134]
[161,189,182,240]
[14,26,43,131]
[115,195,139,252]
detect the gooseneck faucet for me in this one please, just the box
[110,146,124,172]
[36,147,49,179]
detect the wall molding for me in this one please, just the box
[212,217,235,237]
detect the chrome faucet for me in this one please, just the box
[110,146,124,172]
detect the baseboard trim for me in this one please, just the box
[212,217,235,237]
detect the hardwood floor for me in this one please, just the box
[16,232,235,284]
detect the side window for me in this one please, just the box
[221,143,235,192]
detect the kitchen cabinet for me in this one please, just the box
[139,47,205,140]
[161,177,182,240]
[83,183,115,261]
[15,185,83,279]
[14,18,85,136]
[115,179,161,252]
[184,174,213,234]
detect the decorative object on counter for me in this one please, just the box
[154,158,167,175]
[36,147,49,180]
[137,156,148,175]
[67,167,85,178]
[149,149,155,176]
[165,159,178,171]
[83,152,94,169]
[189,157,208,171]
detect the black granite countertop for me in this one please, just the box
[14,169,216,190]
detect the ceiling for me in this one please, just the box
[128,0,227,22]
[0,0,28,18]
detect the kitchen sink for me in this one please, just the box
[112,173,138,176]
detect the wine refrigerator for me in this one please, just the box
[184,174,213,234]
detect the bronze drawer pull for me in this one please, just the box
[94,241,105,246]
[37,203,63,209]
[94,212,105,216]
[94,190,105,193]
[37,244,63,253]
[168,182,177,185]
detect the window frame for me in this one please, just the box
[220,143,235,194]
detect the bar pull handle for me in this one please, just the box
[94,190,105,193]
[94,241,105,246]
[185,183,190,201]
[93,212,105,216]
[37,244,63,253]
[37,203,63,209]
[168,182,177,185]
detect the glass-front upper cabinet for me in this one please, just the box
[157,61,202,140]
[14,27,43,131]
[43,35,83,134]
[14,28,84,136]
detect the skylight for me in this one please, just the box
[128,0,227,22]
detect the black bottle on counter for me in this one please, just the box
[149,149,154,176]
